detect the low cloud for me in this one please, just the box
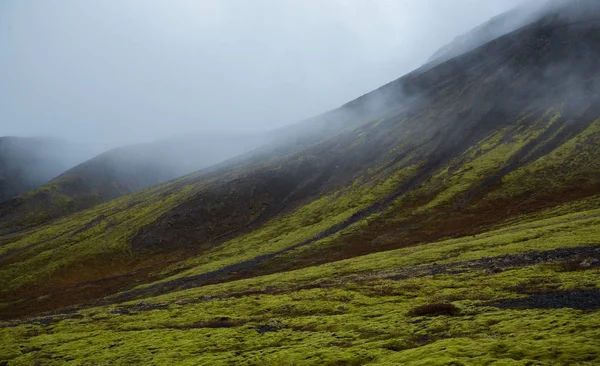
[1,0,529,148]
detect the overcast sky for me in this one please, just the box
[0,0,528,148]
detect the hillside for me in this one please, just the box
[0,132,268,233]
[0,137,92,203]
[2,203,600,364]
[427,0,596,66]
[2,2,600,364]
[426,2,542,66]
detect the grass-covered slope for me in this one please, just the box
[2,198,600,365]
[0,144,182,234]
[0,132,269,233]
[2,4,600,364]
[2,4,600,320]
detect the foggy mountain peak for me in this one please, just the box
[1,0,529,149]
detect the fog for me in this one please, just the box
[0,0,530,150]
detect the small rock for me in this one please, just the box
[256,319,285,334]
[485,266,504,274]
[110,308,130,315]
[37,317,54,326]
[580,259,592,268]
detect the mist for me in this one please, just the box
[0,0,533,150]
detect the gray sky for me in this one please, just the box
[0,0,527,148]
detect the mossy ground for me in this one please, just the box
[2,200,600,365]
[2,117,600,363]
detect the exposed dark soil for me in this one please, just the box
[490,289,600,310]
[387,245,600,280]
[4,245,597,325]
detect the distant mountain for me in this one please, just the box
[0,136,93,203]
[0,131,268,232]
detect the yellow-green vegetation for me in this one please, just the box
[421,110,562,209]
[494,117,600,199]
[4,10,600,364]
[0,180,200,294]
[0,130,423,300]
[145,108,583,292]
[149,162,421,284]
[2,96,600,366]
[2,103,599,308]
[2,201,600,365]
[145,201,600,297]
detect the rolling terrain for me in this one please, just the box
[0,132,269,233]
[0,137,93,203]
[2,1,600,364]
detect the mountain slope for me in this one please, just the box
[3,200,600,365]
[0,132,269,233]
[427,0,599,66]
[3,3,600,364]
[427,2,543,66]
[2,5,600,320]
[0,137,92,203]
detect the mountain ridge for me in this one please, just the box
[0,131,270,234]
[0,136,94,203]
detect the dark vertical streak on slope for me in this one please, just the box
[104,141,482,303]
[462,103,600,204]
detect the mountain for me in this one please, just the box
[3,2,600,364]
[0,131,269,232]
[0,136,93,203]
[427,4,540,66]
[427,0,599,66]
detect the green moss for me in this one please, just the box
[421,110,562,210]
[0,182,200,294]
[2,236,599,365]
[147,163,421,284]
[494,118,600,200]
[3,101,600,365]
